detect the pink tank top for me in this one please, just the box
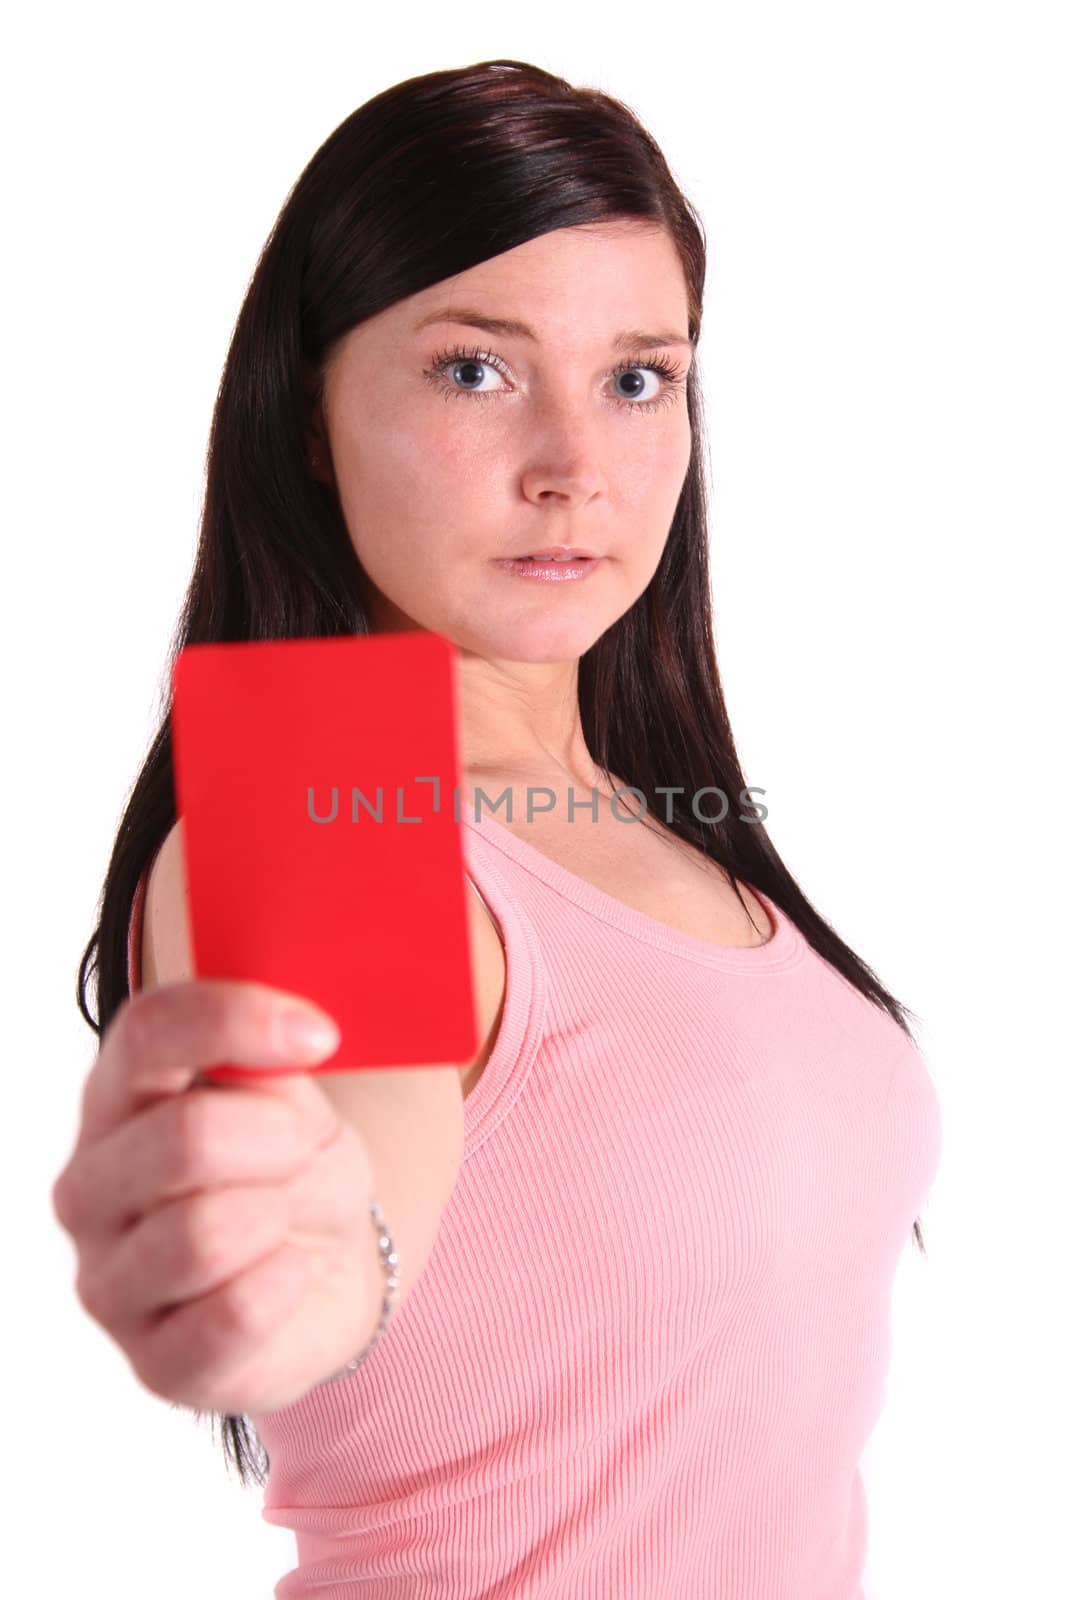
[127,798,942,1597]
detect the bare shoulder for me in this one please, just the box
[141,820,505,1092]
[141,818,193,990]
[459,875,506,1099]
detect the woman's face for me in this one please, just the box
[312,220,693,663]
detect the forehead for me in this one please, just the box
[414,223,685,325]
[360,224,689,352]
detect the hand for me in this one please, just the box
[52,979,382,1414]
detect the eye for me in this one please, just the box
[607,357,687,412]
[423,345,508,402]
[423,344,688,414]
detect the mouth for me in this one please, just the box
[512,547,597,561]
[492,550,604,581]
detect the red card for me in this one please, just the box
[170,631,477,1083]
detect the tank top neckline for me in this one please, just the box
[458,798,803,974]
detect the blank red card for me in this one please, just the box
[170,631,477,1083]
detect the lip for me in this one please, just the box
[492,554,604,582]
[508,546,598,560]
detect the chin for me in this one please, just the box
[474,617,613,663]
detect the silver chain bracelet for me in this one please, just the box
[321,1198,400,1384]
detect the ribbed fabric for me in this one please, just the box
[126,801,942,1598]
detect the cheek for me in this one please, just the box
[653,422,692,515]
[334,410,457,533]
[624,423,690,508]
[335,420,489,584]
[374,413,486,511]
[657,410,692,474]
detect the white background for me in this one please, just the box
[6,2,1064,1595]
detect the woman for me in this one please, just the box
[56,58,941,1597]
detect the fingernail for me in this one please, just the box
[277,1009,341,1059]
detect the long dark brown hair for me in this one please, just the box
[77,58,928,1489]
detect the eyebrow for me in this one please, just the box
[413,307,693,352]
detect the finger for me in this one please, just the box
[78,980,341,1144]
[127,1239,312,1410]
[77,1183,293,1328]
[56,1086,323,1239]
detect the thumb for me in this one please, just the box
[200,1038,348,1148]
